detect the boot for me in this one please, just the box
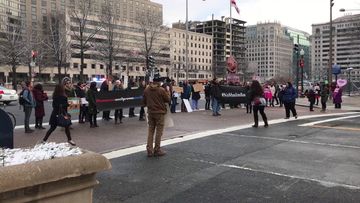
[39,118,46,129]
[35,118,39,129]
[154,148,166,157]
[146,145,153,157]
[264,120,269,128]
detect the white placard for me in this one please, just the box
[80,98,88,105]
[183,99,193,113]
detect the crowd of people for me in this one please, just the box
[18,77,344,153]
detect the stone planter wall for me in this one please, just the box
[0,152,111,203]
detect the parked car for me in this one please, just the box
[0,86,19,105]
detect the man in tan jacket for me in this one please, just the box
[142,78,171,157]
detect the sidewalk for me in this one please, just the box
[296,95,360,111]
[13,105,352,154]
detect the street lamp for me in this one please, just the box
[346,67,353,96]
[300,49,305,94]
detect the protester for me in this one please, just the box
[210,78,221,116]
[314,83,321,105]
[320,84,329,112]
[142,77,171,157]
[333,85,342,109]
[249,80,268,128]
[75,82,87,123]
[32,83,48,129]
[282,82,298,119]
[113,80,124,124]
[204,82,211,110]
[87,82,98,128]
[170,80,178,113]
[278,84,285,107]
[245,82,252,114]
[181,81,191,112]
[21,81,36,133]
[305,86,316,111]
[127,79,137,117]
[139,80,147,121]
[64,79,76,97]
[42,84,76,146]
[270,84,276,107]
[191,82,201,110]
[101,79,112,120]
[263,85,272,107]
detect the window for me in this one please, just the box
[100,64,104,69]
[136,66,139,71]
[91,64,96,69]
[83,64,87,69]
[73,63,79,68]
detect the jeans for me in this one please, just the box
[205,97,210,110]
[211,97,220,115]
[191,99,199,110]
[24,106,32,131]
[115,109,123,122]
[171,97,177,113]
[79,104,87,122]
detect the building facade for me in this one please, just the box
[284,27,311,82]
[170,28,213,83]
[245,22,294,82]
[0,0,170,85]
[312,14,360,82]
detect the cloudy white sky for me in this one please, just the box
[152,0,360,34]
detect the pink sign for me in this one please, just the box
[337,79,347,88]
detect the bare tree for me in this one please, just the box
[95,0,123,76]
[0,18,26,90]
[42,12,71,84]
[136,10,169,73]
[68,0,102,81]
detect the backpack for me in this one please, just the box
[19,89,29,106]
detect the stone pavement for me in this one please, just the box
[13,105,352,154]
[296,95,360,111]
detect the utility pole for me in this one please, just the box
[328,0,334,83]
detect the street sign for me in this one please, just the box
[332,64,341,75]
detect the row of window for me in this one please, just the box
[71,63,169,73]
[174,73,212,79]
[173,32,212,43]
[173,56,212,64]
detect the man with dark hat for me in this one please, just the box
[142,77,170,157]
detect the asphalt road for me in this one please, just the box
[93,113,360,202]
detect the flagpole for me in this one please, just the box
[229,0,232,57]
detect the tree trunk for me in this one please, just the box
[12,65,17,91]
[58,62,62,84]
[80,49,84,82]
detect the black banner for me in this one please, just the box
[95,88,144,111]
[219,85,247,104]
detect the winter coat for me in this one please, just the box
[75,86,86,98]
[204,84,211,99]
[86,89,98,114]
[263,87,272,100]
[181,84,191,99]
[65,87,76,97]
[49,96,68,126]
[22,88,36,108]
[306,89,316,103]
[320,87,329,103]
[210,83,221,100]
[142,83,170,114]
[333,88,342,104]
[282,86,297,103]
[32,88,48,118]
[191,86,201,100]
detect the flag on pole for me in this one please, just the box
[230,0,240,14]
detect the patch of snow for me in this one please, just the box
[0,142,83,167]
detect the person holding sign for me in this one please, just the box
[142,78,170,157]
[191,82,201,110]
[113,80,124,124]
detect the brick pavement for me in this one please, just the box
[13,105,351,153]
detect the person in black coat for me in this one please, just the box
[204,82,211,110]
[100,80,112,120]
[42,84,75,146]
[249,80,268,128]
[75,82,87,123]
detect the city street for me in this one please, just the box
[94,113,360,202]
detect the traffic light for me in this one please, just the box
[293,44,299,53]
[331,0,334,7]
[154,67,160,79]
[300,59,304,68]
[31,50,37,62]
[148,56,155,69]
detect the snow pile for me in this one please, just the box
[0,142,83,167]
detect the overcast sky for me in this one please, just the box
[152,0,360,34]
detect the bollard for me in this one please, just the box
[0,108,14,149]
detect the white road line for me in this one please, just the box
[102,112,358,159]
[225,133,360,150]
[186,158,360,190]
[299,114,360,127]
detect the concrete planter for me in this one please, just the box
[0,151,111,203]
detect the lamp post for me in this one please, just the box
[347,67,353,96]
[300,49,305,94]
[328,0,334,84]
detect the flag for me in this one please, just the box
[231,0,240,14]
